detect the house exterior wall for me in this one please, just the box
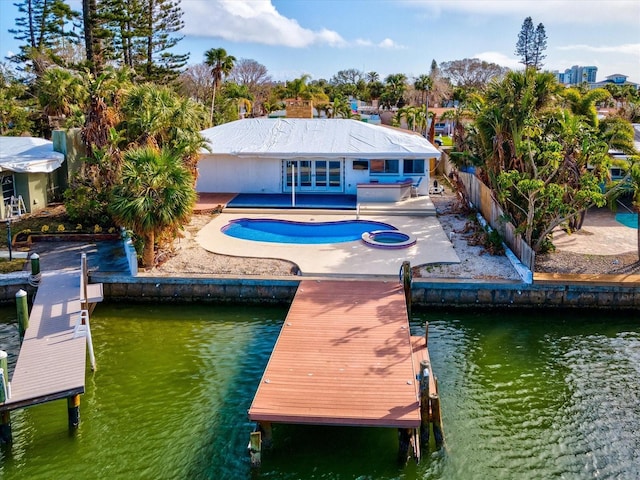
[196,155,432,196]
[52,128,85,187]
[196,155,283,193]
[14,172,49,213]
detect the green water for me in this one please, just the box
[0,304,639,479]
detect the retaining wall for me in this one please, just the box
[94,275,640,310]
[1,274,638,310]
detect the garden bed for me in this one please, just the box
[13,232,120,248]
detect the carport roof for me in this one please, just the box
[200,118,441,160]
[0,136,65,173]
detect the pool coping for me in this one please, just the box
[196,212,461,276]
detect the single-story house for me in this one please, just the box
[0,136,66,218]
[196,118,441,201]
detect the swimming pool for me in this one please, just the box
[221,218,397,244]
[615,213,638,229]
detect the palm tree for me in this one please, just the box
[561,87,611,127]
[204,48,236,124]
[366,71,379,83]
[120,83,208,178]
[110,147,196,268]
[282,74,312,100]
[330,95,353,119]
[36,67,87,127]
[414,74,432,107]
[382,73,407,109]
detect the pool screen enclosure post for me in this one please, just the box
[292,162,296,207]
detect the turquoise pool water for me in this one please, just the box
[615,212,638,228]
[221,218,396,243]
[0,305,639,479]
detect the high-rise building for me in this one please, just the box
[553,65,598,85]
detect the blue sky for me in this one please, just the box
[1,0,639,84]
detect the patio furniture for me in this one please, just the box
[411,177,423,197]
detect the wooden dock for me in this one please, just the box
[248,279,439,464]
[0,257,102,441]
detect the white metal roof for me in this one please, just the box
[200,118,441,160]
[0,136,65,173]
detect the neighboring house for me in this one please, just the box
[196,118,441,199]
[592,73,639,90]
[0,136,66,218]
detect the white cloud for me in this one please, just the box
[181,0,399,49]
[181,0,343,47]
[378,38,404,49]
[474,51,522,70]
[405,0,640,27]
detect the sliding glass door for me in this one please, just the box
[284,160,343,192]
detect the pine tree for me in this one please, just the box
[139,0,189,83]
[9,0,81,75]
[515,16,547,70]
[532,23,548,70]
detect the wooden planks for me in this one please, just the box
[534,272,640,286]
[248,280,420,428]
[1,270,86,411]
[194,192,237,212]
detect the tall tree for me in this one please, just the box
[0,63,35,135]
[36,67,87,128]
[82,0,102,74]
[204,47,236,124]
[109,146,196,268]
[140,0,189,83]
[470,70,612,251]
[381,73,407,109]
[440,58,509,90]
[414,74,432,106]
[228,58,272,116]
[119,82,209,176]
[515,17,547,70]
[10,0,81,75]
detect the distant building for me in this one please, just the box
[592,73,639,90]
[553,65,598,85]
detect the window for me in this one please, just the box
[370,159,399,174]
[2,175,15,204]
[353,160,369,170]
[403,159,425,175]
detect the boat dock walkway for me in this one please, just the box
[248,279,441,464]
[0,256,102,442]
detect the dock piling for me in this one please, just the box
[430,389,444,448]
[0,411,11,444]
[0,351,8,403]
[249,431,262,467]
[29,253,41,286]
[401,261,412,318]
[15,289,28,340]
[67,394,80,429]
[419,359,430,447]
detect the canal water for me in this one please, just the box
[0,303,639,479]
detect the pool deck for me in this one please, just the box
[549,207,637,255]
[196,208,460,276]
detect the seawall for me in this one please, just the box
[93,275,640,310]
[1,273,638,310]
